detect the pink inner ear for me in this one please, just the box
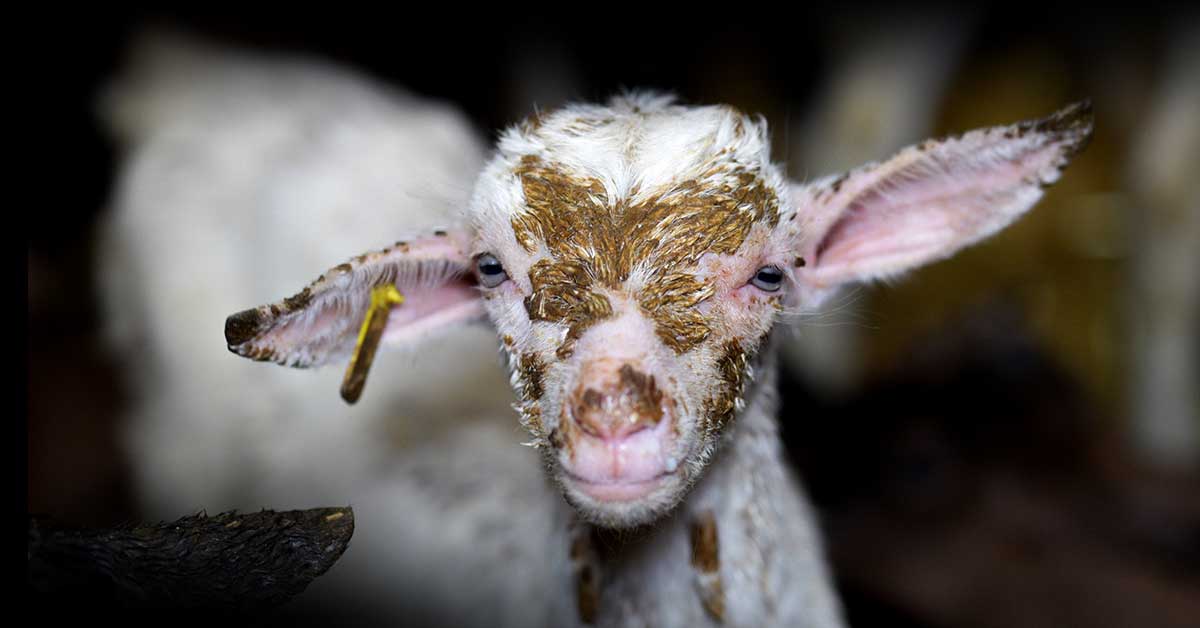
[381,277,485,346]
[800,106,1089,289]
[814,171,1004,270]
[226,228,486,369]
[274,276,484,351]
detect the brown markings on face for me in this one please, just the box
[554,416,580,460]
[518,352,547,434]
[525,259,615,359]
[703,340,753,435]
[573,364,666,439]
[617,364,664,425]
[519,352,546,400]
[511,155,779,356]
[548,426,564,449]
[523,405,543,436]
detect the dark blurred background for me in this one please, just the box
[26,5,1199,627]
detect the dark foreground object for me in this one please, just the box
[28,506,354,622]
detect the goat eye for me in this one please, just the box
[750,265,784,292]
[476,253,509,288]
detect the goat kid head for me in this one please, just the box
[225,93,1092,528]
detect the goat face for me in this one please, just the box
[467,97,790,526]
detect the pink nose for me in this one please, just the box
[571,363,667,441]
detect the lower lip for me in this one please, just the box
[568,473,671,502]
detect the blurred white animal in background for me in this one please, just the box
[96,32,512,520]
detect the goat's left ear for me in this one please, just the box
[787,101,1093,306]
[224,227,483,369]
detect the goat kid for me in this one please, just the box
[226,93,1092,627]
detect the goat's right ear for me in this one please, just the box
[224,228,483,369]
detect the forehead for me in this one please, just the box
[499,95,784,278]
[468,93,787,264]
[495,93,777,207]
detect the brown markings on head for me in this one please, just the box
[525,258,615,359]
[617,364,664,425]
[581,388,604,409]
[573,364,666,439]
[548,426,564,449]
[511,155,779,356]
[555,416,580,459]
[519,352,546,400]
[703,339,753,435]
[518,352,547,434]
[523,405,543,436]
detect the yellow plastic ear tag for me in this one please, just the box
[340,284,404,404]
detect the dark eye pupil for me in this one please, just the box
[476,254,509,288]
[751,265,784,292]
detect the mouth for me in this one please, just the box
[565,470,675,502]
[557,411,682,503]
